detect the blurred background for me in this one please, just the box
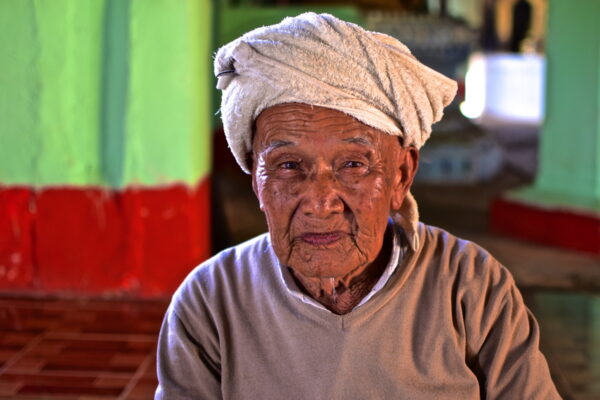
[0,0,599,398]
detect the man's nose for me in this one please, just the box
[299,169,344,218]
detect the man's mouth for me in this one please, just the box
[299,232,344,246]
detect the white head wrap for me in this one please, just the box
[215,12,457,250]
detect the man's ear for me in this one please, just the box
[391,146,419,211]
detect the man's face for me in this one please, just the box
[252,103,418,280]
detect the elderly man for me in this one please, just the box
[155,13,561,399]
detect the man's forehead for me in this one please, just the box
[257,103,365,126]
[256,130,384,154]
[254,103,386,147]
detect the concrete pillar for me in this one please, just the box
[491,0,600,255]
[0,0,213,296]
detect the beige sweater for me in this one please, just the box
[155,223,561,399]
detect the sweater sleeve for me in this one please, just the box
[155,302,222,400]
[462,259,562,399]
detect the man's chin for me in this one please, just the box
[288,252,366,282]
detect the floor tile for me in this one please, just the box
[0,380,22,396]
[0,297,166,398]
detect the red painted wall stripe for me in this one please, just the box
[490,197,600,256]
[0,179,211,297]
[0,188,35,288]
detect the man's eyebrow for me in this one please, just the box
[264,140,295,153]
[342,136,374,147]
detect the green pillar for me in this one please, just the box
[124,0,212,187]
[0,0,212,188]
[509,0,600,212]
[491,0,600,254]
[0,0,105,186]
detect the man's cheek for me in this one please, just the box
[268,224,293,264]
[349,203,386,252]
[351,186,389,215]
[262,203,297,264]
[263,181,300,204]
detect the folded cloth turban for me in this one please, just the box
[214,12,457,250]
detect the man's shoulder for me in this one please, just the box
[171,233,276,314]
[415,222,514,292]
[192,232,273,279]
[417,223,494,260]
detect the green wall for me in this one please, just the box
[0,1,104,185]
[0,0,212,187]
[124,0,212,186]
[510,0,600,212]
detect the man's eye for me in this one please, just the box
[279,161,300,169]
[344,161,364,168]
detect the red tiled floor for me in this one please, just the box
[18,384,123,396]
[0,297,168,399]
[0,333,37,348]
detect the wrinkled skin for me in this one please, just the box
[252,103,419,314]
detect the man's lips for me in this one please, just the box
[298,231,345,246]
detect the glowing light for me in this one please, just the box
[460,53,545,124]
[460,53,486,119]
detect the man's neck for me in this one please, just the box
[290,229,393,315]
